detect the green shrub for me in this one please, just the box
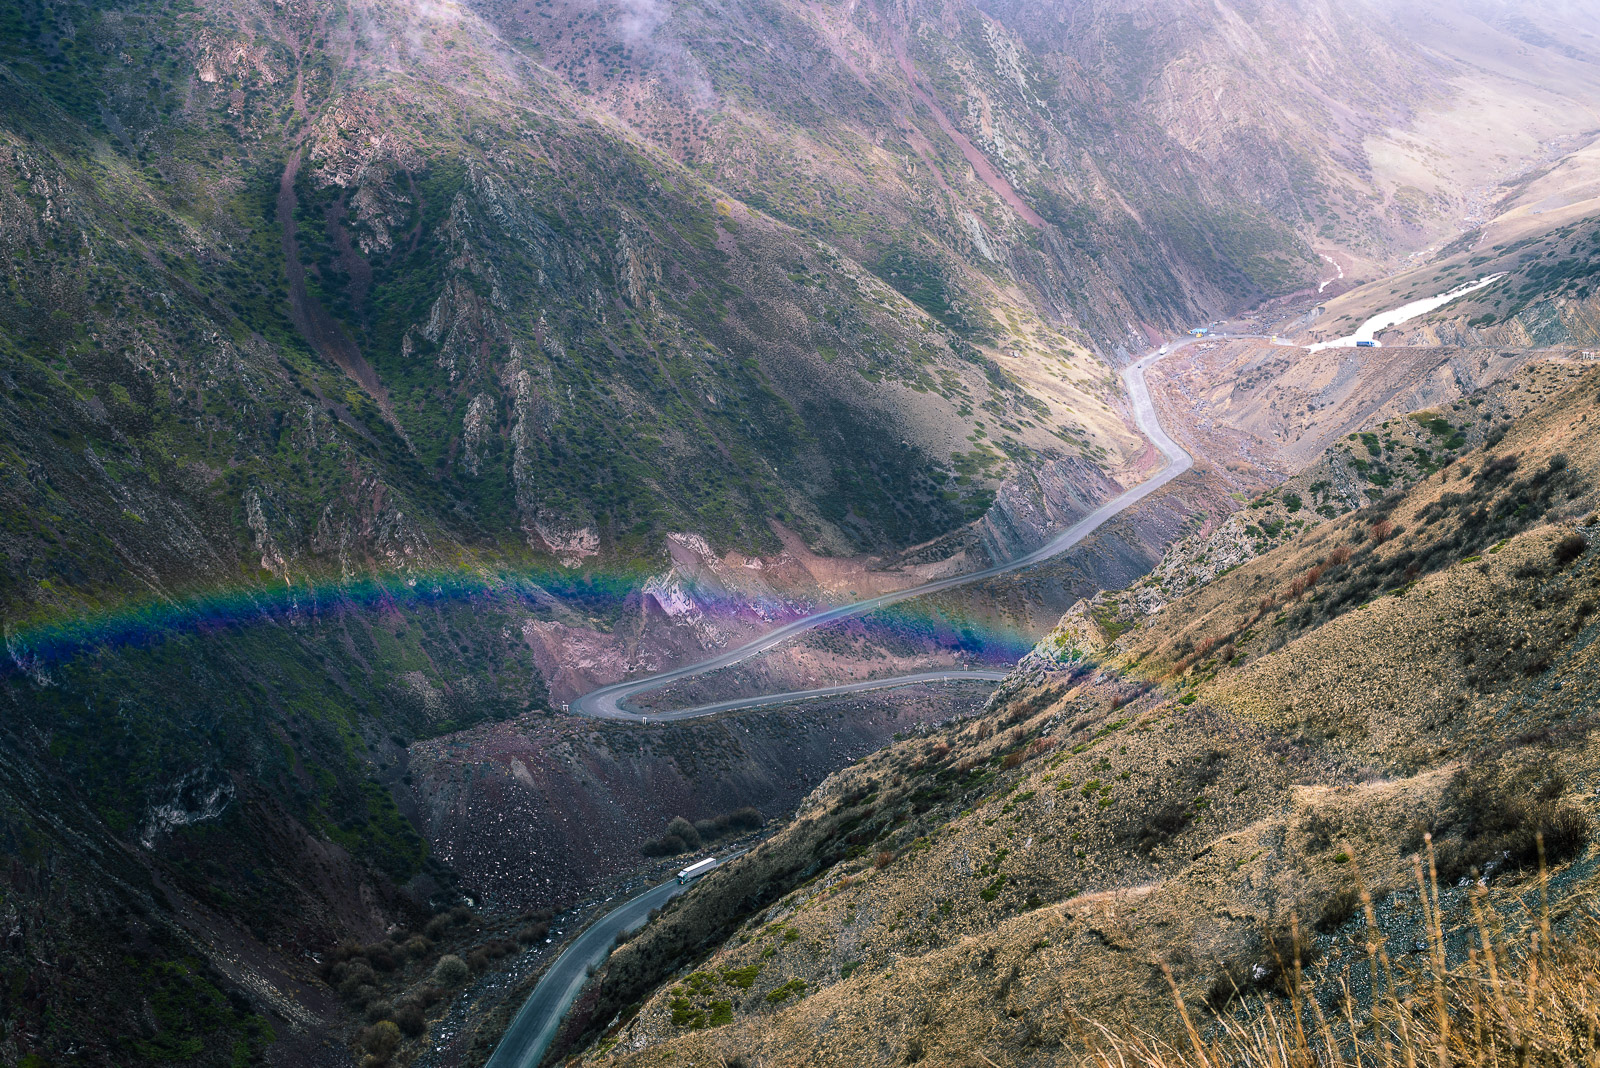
[722,964,762,989]
[361,1020,401,1060]
[394,1001,426,1037]
[765,978,806,1004]
[431,955,469,987]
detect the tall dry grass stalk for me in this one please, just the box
[1074,835,1600,1068]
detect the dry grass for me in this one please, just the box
[1071,838,1599,1068]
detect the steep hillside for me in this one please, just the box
[1293,123,1600,351]
[1105,359,1592,618]
[2,0,1600,1064]
[479,0,1600,349]
[979,0,1600,265]
[0,0,1152,1058]
[570,364,1600,1067]
[404,683,992,908]
[0,0,1104,594]
[478,0,1316,349]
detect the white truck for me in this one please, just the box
[677,857,717,884]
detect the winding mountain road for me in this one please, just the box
[623,669,1012,722]
[571,342,1194,722]
[481,341,1194,1068]
[482,855,740,1068]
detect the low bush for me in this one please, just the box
[361,1020,401,1061]
[1314,887,1360,933]
[1434,763,1590,880]
[431,954,469,987]
[336,962,378,999]
[394,1000,426,1037]
[765,978,806,1004]
[1554,532,1588,566]
[641,816,699,857]
[643,808,765,856]
[424,906,476,940]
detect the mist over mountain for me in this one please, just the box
[1,0,1599,1064]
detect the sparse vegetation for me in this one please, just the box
[5,0,1600,1063]
[571,364,1600,1068]
[641,808,765,857]
[1078,852,1600,1068]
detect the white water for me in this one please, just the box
[1317,253,1344,293]
[1307,273,1506,352]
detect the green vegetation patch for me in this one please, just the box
[722,964,763,989]
[765,977,807,1005]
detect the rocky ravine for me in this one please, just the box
[558,363,1600,1068]
[403,685,993,910]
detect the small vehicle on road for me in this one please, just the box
[677,857,717,883]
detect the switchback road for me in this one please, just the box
[484,342,1192,1068]
[570,342,1194,721]
[625,669,1011,722]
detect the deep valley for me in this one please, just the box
[4,0,1600,1066]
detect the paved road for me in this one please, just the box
[625,669,1011,722]
[570,342,1195,721]
[483,855,739,1068]
[483,342,1196,1067]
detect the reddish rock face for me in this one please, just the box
[404,688,985,910]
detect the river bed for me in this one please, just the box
[1308,273,1505,351]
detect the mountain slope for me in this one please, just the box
[2,0,1600,1064]
[572,361,1600,1066]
